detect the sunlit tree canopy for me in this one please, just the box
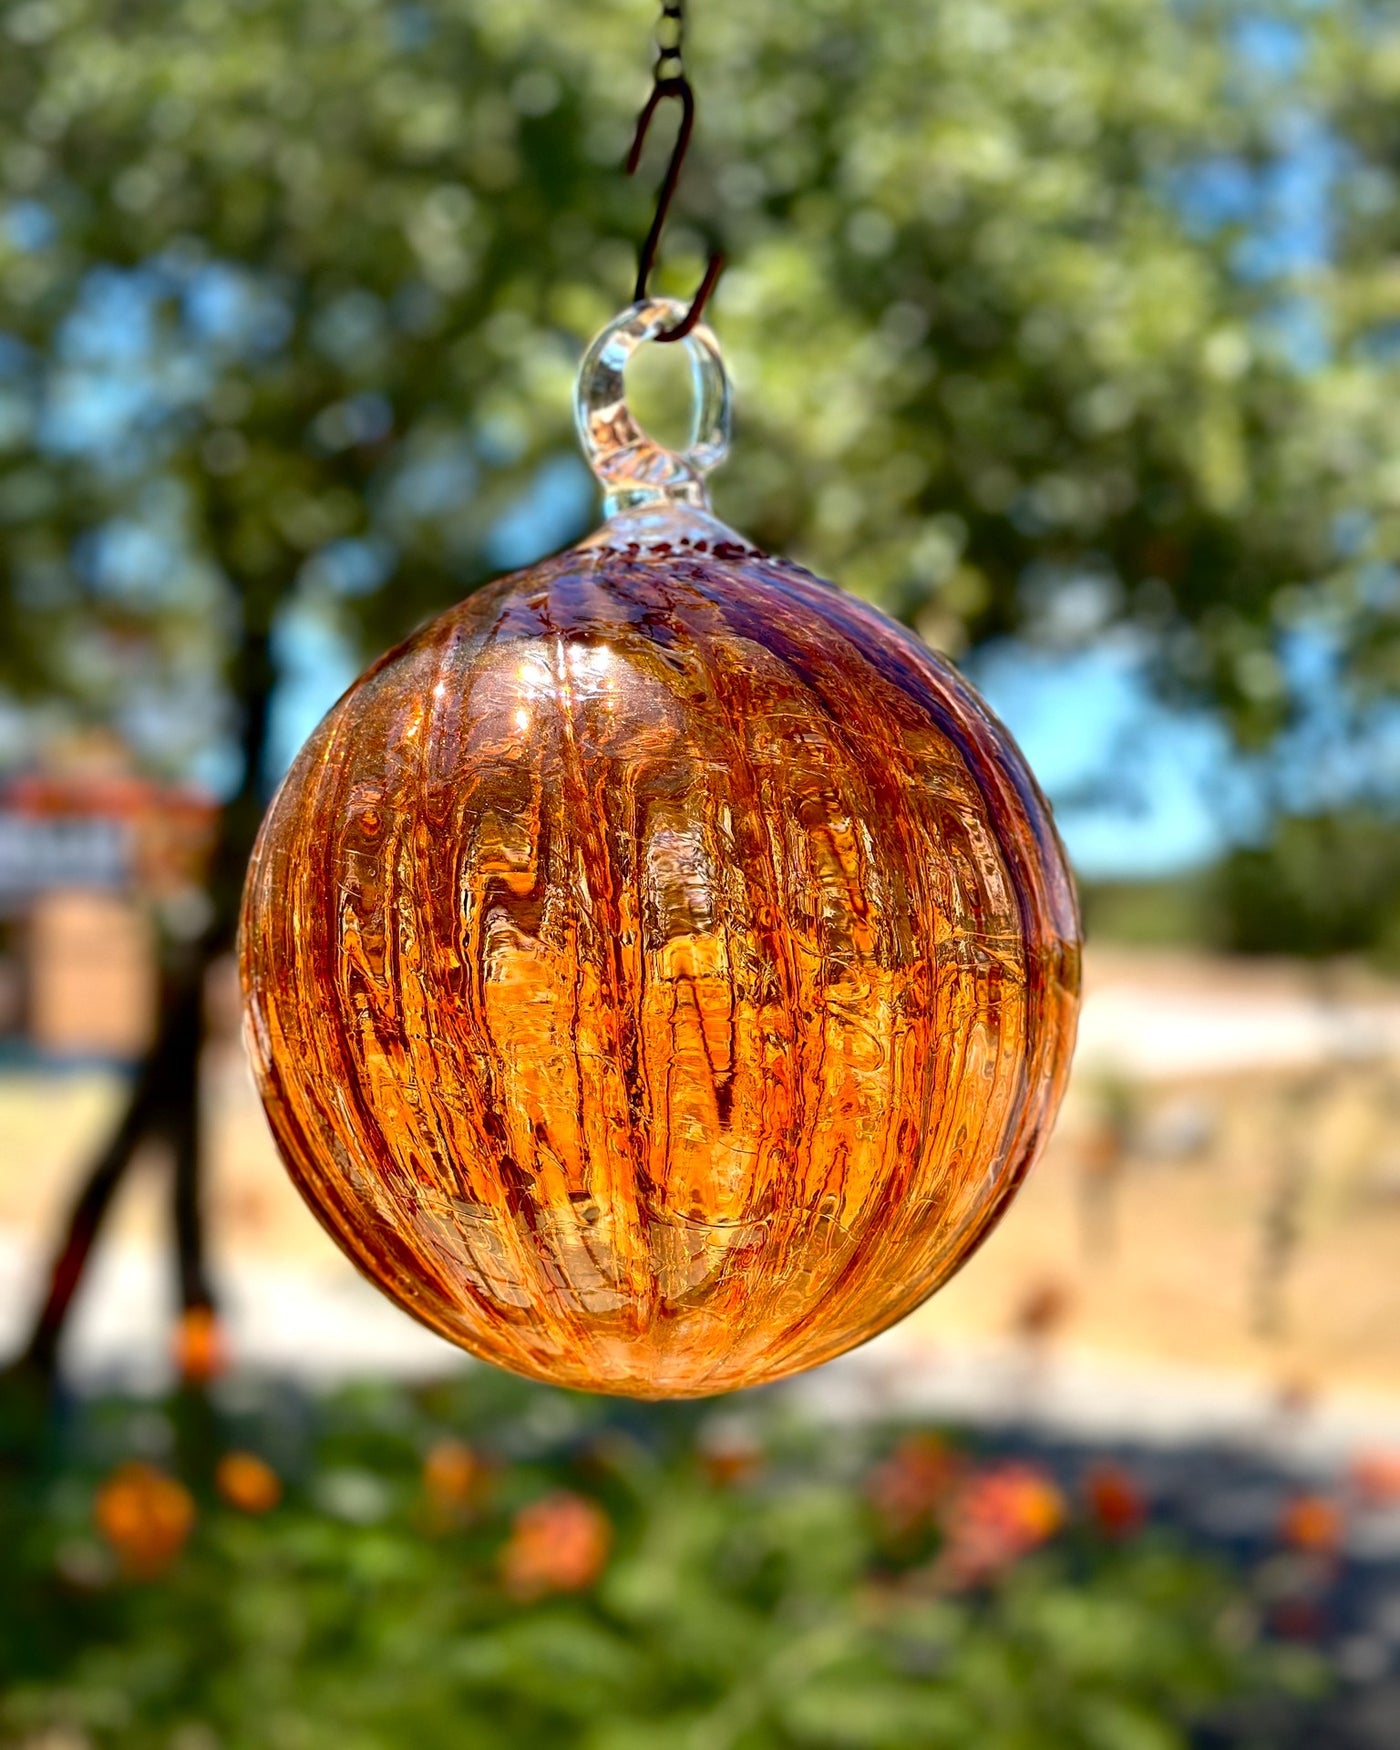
[0,0,1396,792]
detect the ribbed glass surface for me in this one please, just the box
[240,518,1080,1396]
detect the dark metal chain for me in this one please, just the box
[654,1,685,82]
[627,0,723,340]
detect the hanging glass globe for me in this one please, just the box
[240,301,1081,1397]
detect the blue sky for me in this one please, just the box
[971,641,1239,878]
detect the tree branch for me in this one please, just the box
[15,964,204,1381]
[8,613,277,1395]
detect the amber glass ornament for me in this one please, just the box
[240,301,1081,1398]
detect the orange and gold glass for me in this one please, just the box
[240,301,1080,1397]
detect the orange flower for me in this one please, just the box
[1349,1450,1400,1508]
[701,1443,762,1489]
[94,1462,195,1577]
[1280,1493,1343,1555]
[868,1433,963,1537]
[1273,1373,1318,1419]
[422,1439,480,1526]
[1079,1120,1127,1178]
[1012,1279,1073,1343]
[173,1305,225,1385]
[939,1461,1065,1587]
[500,1491,611,1601]
[698,1423,763,1489]
[1271,1596,1326,1642]
[215,1451,282,1514]
[1084,1462,1146,1539]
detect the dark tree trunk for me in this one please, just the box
[18,959,207,1379]
[7,619,276,1392]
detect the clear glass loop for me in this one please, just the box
[575,298,731,515]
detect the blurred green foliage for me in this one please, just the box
[1079,876,1217,953]
[0,0,1397,777]
[1215,808,1400,964]
[0,1376,1318,1750]
[1083,807,1400,965]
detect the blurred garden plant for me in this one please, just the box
[0,0,1398,1375]
[0,1377,1320,1750]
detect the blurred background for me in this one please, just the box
[1,0,1400,1744]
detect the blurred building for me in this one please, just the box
[0,744,217,1061]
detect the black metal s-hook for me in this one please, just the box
[626,2,724,342]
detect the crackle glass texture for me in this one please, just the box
[240,522,1080,1397]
